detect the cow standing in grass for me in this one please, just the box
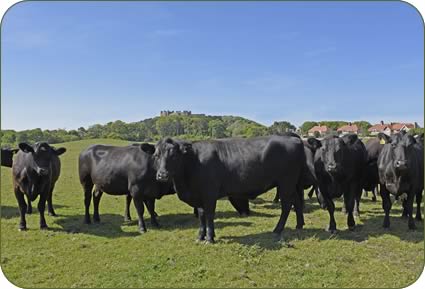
[79,143,174,233]
[12,142,66,230]
[362,136,387,202]
[377,132,424,230]
[310,134,367,233]
[146,135,307,243]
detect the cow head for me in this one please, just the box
[1,148,18,167]
[315,135,348,177]
[18,142,66,176]
[144,138,192,182]
[378,132,415,194]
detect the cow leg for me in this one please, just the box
[38,193,48,230]
[371,186,377,202]
[307,186,315,199]
[353,187,361,217]
[325,198,337,233]
[124,194,132,222]
[15,187,27,231]
[401,200,408,218]
[26,195,32,214]
[416,190,423,221]
[144,198,159,228]
[344,185,357,231]
[204,201,217,244]
[273,191,280,203]
[273,185,294,236]
[83,181,93,224]
[193,207,199,218]
[47,186,57,216]
[406,192,416,230]
[294,187,305,230]
[380,186,392,228]
[92,189,103,223]
[131,191,147,233]
[197,207,206,241]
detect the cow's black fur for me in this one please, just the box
[12,142,66,230]
[148,135,307,243]
[377,132,424,230]
[310,134,367,233]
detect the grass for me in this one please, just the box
[1,138,423,288]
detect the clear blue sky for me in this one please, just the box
[1,1,423,130]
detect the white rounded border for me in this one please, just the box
[0,1,424,289]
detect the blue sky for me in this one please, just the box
[1,1,423,130]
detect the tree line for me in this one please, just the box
[1,114,421,147]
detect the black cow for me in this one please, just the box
[12,142,66,230]
[310,134,367,233]
[147,135,307,243]
[362,136,386,202]
[79,143,174,233]
[1,148,18,167]
[273,138,320,204]
[377,132,424,230]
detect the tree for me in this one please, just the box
[300,121,318,135]
[209,119,226,138]
[268,121,296,135]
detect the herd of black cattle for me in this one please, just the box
[1,131,423,243]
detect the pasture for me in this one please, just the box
[1,138,423,288]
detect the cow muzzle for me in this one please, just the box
[395,160,408,171]
[36,167,49,176]
[326,164,338,173]
[156,171,169,182]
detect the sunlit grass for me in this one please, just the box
[1,139,423,288]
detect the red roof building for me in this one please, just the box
[308,125,329,136]
[337,123,359,135]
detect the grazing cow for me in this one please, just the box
[1,148,18,167]
[12,142,66,230]
[146,135,307,243]
[79,143,174,233]
[362,136,386,202]
[377,132,424,230]
[310,134,367,233]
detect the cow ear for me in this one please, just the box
[11,149,19,154]
[140,143,155,155]
[307,138,322,151]
[54,147,66,156]
[378,133,391,144]
[18,143,34,153]
[180,143,192,154]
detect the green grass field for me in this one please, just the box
[1,138,423,288]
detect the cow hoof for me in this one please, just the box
[40,224,49,230]
[372,197,377,202]
[139,228,147,234]
[48,212,57,217]
[151,222,160,228]
[84,219,91,225]
[204,239,215,244]
[415,216,422,221]
[93,219,100,224]
[26,209,32,215]
[353,211,360,218]
[240,212,249,218]
[18,226,27,231]
[348,226,355,231]
[325,226,337,234]
[124,217,132,222]
[296,224,304,230]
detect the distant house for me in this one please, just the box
[368,121,416,135]
[308,125,329,137]
[391,122,415,133]
[337,123,359,135]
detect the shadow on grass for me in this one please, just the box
[221,213,424,250]
[1,204,68,219]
